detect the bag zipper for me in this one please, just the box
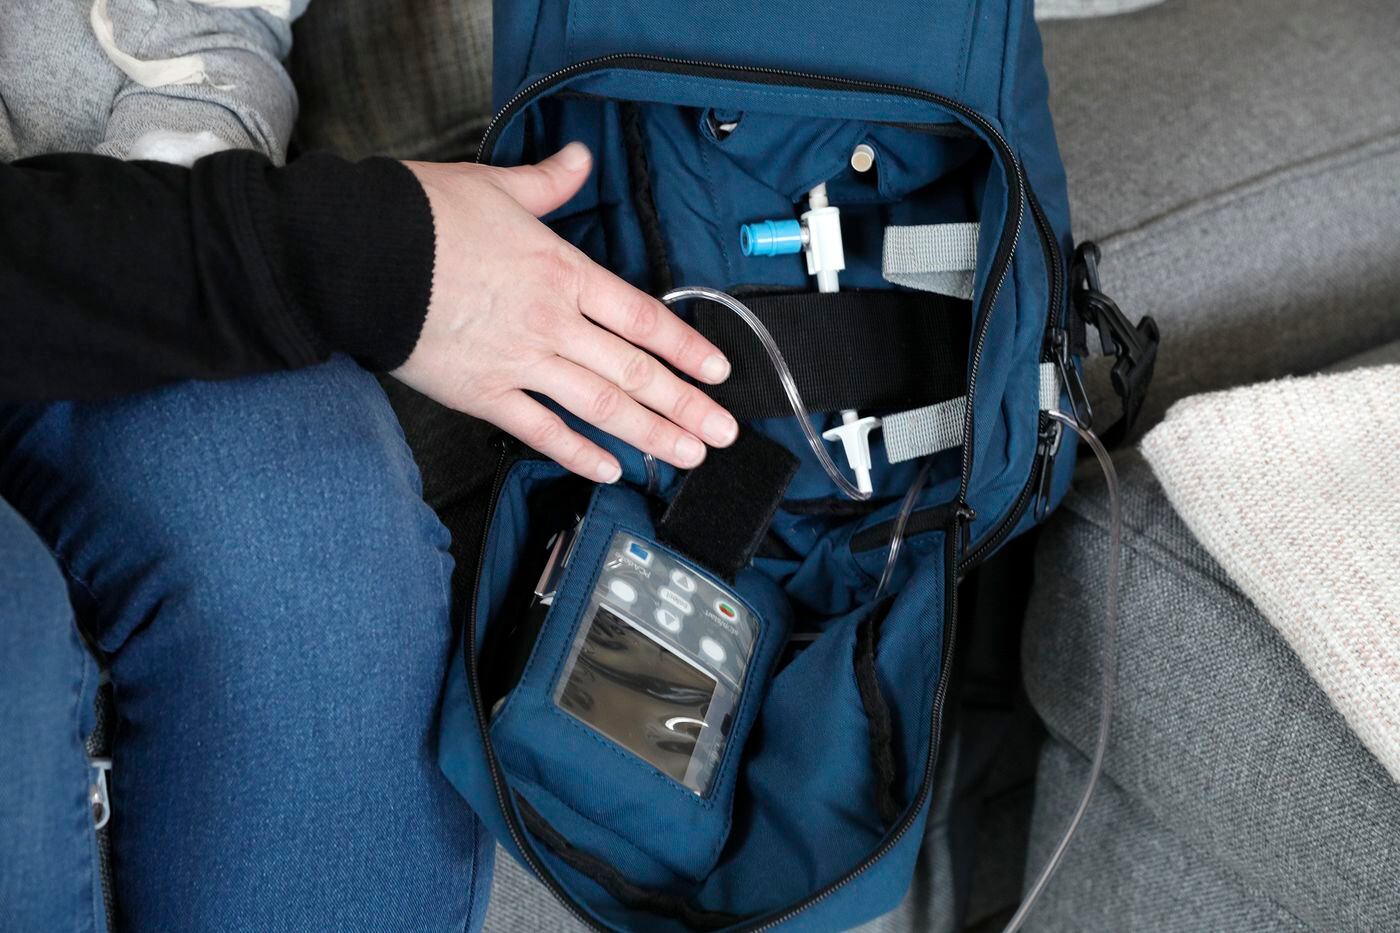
[470,53,1018,931]
[478,55,1026,510]
[463,443,604,931]
[887,175,1068,575]
[959,178,1068,572]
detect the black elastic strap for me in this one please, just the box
[690,290,969,421]
[656,430,798,580]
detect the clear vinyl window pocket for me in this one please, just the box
[486,480,788,883]
[555,532,759,796]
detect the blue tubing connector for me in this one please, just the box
[739,219,804,257]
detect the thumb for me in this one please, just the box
[492,142,592,217]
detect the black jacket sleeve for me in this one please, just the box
[0,150,434,402]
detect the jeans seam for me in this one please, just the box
[38,538,102,617]
[49,546,111,656]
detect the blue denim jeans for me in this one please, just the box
[0,357,493,932]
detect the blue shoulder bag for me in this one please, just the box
[438,1,1158,929]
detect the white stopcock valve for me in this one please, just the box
[739,183,877,495]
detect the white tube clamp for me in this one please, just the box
[821,411,880,495]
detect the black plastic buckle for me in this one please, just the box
[1070,242,1161,445]
[1071,243,1159,393]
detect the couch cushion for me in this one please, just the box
[484,854,586,933]
[288,0,493,161]
[1140,361,1400,781]
[1041,0,1400,435]
[1022,450,1400,928]
[1026,741,1311,932]
[1036,0,1165,20]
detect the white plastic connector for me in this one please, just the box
[802,184,845,295]
[822,410,880,496]
[850,143,876,173]
[802,184,876,492]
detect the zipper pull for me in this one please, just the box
[1032,420,1061,522]
[89,757,112,830]
[1052,328,1093,430]
[955,502,977,554]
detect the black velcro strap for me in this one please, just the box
[656,430,798,579]
[690,290,969,421]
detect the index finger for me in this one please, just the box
[575,264,732,386]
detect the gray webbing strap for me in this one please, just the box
[882,363,1061,463]
[1040,359,1060,410]
[883,397,965,464]
[882,222,980,300]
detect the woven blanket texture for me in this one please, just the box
[1141,364,1400,782]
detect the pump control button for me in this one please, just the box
[655,609,682,633]
[608,579,637,604]
[660,588,693,614]
[700,638,726,663]
[670,569,697,593]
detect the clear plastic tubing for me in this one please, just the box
[662,286,870,501]
[1002,409,1121,933]
[660,290,1120,932]
[874,456,934,601]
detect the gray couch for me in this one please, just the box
[1023,435,1400,932]
[288,0,1400,928]
[1022,0,1400,929]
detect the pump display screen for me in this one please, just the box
[553,532,756,795]
[557,606,716,786]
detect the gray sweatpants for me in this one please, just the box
[0,0,308,164]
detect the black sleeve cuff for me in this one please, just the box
[238,151,434,372]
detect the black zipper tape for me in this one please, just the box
[850,502,963,554]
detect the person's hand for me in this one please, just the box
[394,144,738,483]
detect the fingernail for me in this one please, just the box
[702,411,739,446]
[674,435,706,467]
[700,354,731,384]
[596,460,622,484]
[559,141,590,171]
